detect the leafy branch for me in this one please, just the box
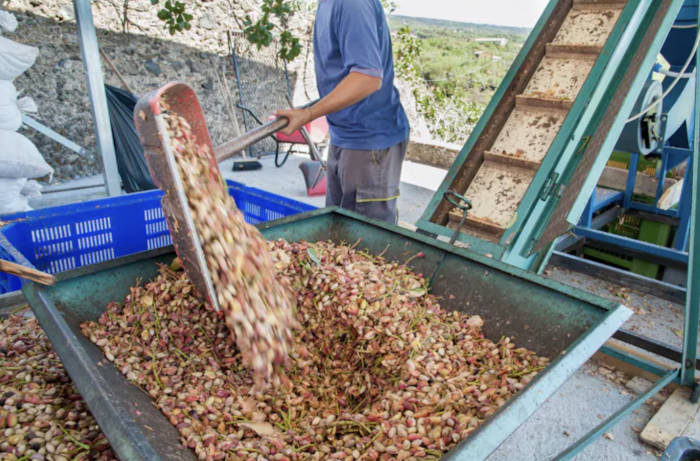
[150,0,193,36]
[394,26,485,144]
[150,0,302,62]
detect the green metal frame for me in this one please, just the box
[415,0,686,274]
[518,0,687,262]
[681,9,700,389]
[414,0,563,258]
[21,207,633,461]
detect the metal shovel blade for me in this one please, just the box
[299,161,327,196]
[134,82,221,312]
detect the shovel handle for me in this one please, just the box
[0,260,55,286]
[285,95,326,167]
[214,99,320,163]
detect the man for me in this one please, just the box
[276,0,410,225]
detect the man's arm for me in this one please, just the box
[276,73,382,136]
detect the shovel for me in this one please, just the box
[285,95,327,197]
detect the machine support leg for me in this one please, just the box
[551,369,678,460]
[680,20,700,390]
[73,0,121,197]
[623,153,640,209]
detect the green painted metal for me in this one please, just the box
[414,0,563,250]
[22,207,633,461]
[583,248,635,270]
[631,220,672,278]
[503,0,654,254]
[562,1,685,226]
[412,220,505,258]
[680,18,700,389]
[416,0,680,272]
[515,0,686,264]
[551,368,679,460]
[600,344,675,379]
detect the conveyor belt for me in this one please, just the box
[446,0,627,242]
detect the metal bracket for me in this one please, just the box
[540,172,560,201]
[22,115,97,162]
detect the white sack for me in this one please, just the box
[0,80,17,105]
[0,36,38,81]
[658,179,683,211]
[0,177,30,215]
[17,96,37,114]
[0,101,21,131]
[0,11,18,34]
[0,129,53,178]
[21,179,42,199]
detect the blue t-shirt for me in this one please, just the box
[313,0,410,150]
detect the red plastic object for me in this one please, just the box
[268,115,329,144]
[307,176,327,197]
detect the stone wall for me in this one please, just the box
[5,0,317,182]
[406,137,461,170]
[4,0,427,183]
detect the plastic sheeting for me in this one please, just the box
[105,85,156,193]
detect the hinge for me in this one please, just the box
[540,172,560,201]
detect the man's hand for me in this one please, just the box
[275,108,312,136]
[275,73,381,136]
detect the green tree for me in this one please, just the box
[150,0,302,61]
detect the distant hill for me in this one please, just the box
[388,15,531,39]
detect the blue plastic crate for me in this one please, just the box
[0,180,315,294]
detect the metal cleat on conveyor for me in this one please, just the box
[416,0,688,272]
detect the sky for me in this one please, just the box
[393,0,550,29]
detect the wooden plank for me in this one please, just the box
[626,376,669,403]
[598,167,677,197]
[641,387,700,450]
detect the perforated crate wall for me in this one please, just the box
[0,181,315,294]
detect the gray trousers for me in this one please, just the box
[326,138,408,224]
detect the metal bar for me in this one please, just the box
[582,193,594,228]
[680,17,700,388]
[675,153,693,250]
[624,153,640,209]
[214,117,289,163]
[583,239,687,269]
[613,329,700,370]
[629,201,681,217]
[214,100,319,163]
[549,251,686,303]
[656,149,669,205]
[22,115,96,161]
[600,344,675,378]
[625,208,681,226]
[551,369,678,460]
[73,0,121,197]
[574,227,689,264]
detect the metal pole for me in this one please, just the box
[73,0,121,197]
[681,17,700,389]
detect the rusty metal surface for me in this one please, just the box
[134,82,220,311]
[532,0,675,253]
[429,0,574,228]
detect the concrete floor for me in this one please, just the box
[24,153,700,460]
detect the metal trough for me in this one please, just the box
[21,208,632,461]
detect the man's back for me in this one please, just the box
[313,0,410,151]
